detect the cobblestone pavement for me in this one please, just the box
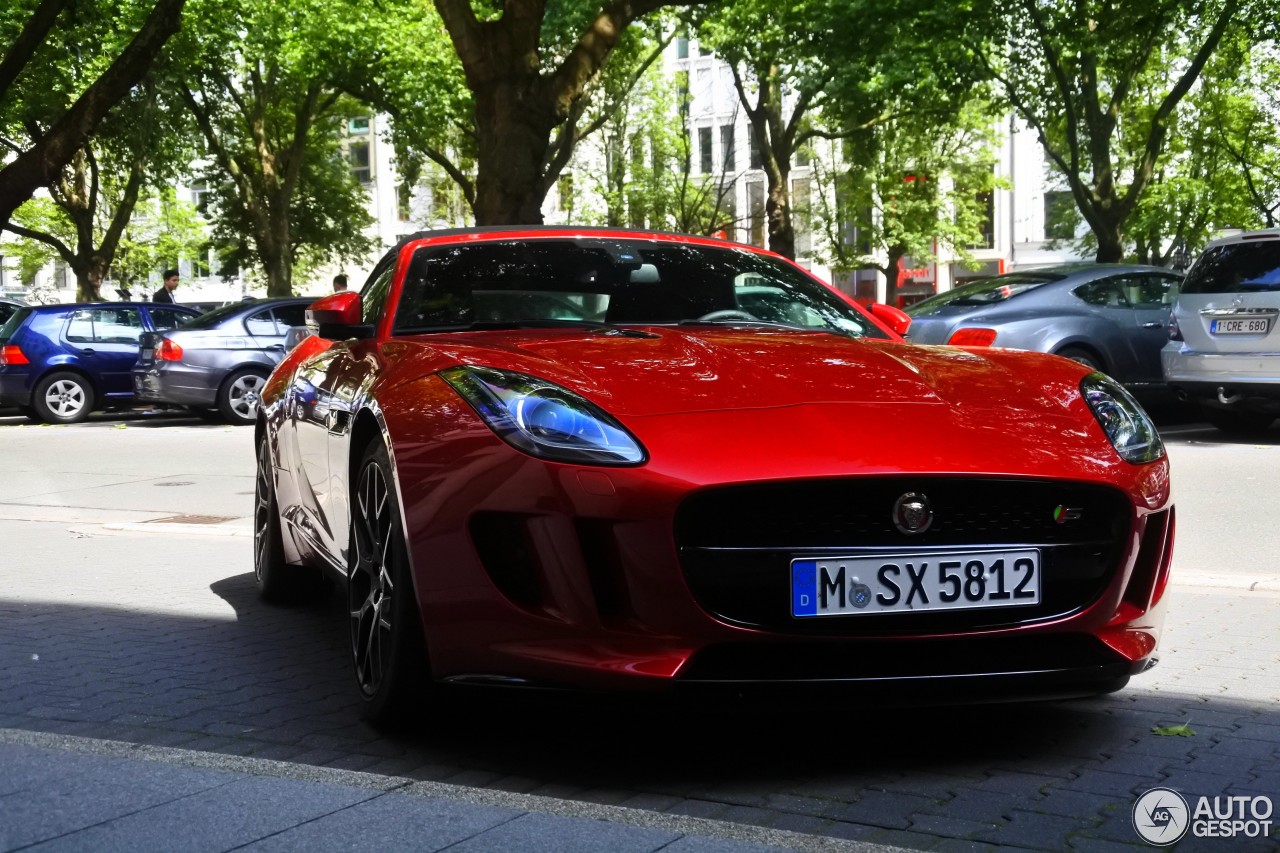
[0,419,1277,851]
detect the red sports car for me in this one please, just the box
[255,228,1173,721]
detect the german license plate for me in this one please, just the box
[791,549,1041,617]
[1211,317,1270,335]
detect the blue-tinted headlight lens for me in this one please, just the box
[441,366,646,466]
[1081,372,1164,464]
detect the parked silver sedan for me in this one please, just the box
[905,263,1182,388]
[133,298,312,424]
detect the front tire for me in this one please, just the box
[254,432,303,602]
[33,371,95,424]
[349,441,428,723]
[218,369,268,425]
[1055,346,1102,372]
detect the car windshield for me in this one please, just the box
[1182,241,1280,294]
[0,307,31,342]
[180,301,256,330]
[907,273,1062,313]
[392,238,886,339]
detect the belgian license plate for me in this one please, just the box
[791,549,1041,617]
[1211,317,1270,335]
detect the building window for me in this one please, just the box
[1044,190,1078,240]
[748,181,765,247]
[971,190,995,249]
[349,140,372,184]
[190,179,209,215]
[699,127,713,174]
[795,145,811,167]
[698,42,711,57]
[676,37,688,59]
[348,116,370,135]
[748,125,763,169]
[397,182,412,222]
[719,125,735,173]
[792,177,812,256]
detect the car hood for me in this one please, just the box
[386,327,1087,420]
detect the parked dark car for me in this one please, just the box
[133,297,312,424]
[0,302,200,423]
[905,264,1182,388]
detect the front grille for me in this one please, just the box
[675,477,1130,634]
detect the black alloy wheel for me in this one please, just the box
[254,432,300,602]
[349,441,427,722]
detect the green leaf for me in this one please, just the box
[1151,723,1196,737]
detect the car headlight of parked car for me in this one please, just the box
[441,366,647,466]
[1081,372,1164,464]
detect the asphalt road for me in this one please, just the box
[0,408,1277,851]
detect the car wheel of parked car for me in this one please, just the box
[349,440,428,723]
[254,432,304,603]
[1203,407,1275,435]
[33,371,95,424]
[1055,346,1102,371]
[218,369,268,425]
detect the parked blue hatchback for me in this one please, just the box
[0,302,200,423]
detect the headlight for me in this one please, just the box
[440,366,646,466]
[1081,372,1164,464]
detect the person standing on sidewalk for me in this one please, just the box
[333,274,348,292]
[152,270,180,303]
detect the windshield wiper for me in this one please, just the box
[467,319,658,338]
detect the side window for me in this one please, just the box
[361,262,396,326]
[272,303,308,330]
[150,307,195,331]
[66,308,143,343]
[1073,280,1128,308]
[245,309,278,336]
[1127,275,1179,307]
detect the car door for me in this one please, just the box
[63,307,145,399]
[262,303,308,366]
[292,263,396,564]
[1119,273,1180,383]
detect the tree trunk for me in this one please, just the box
[884,249,904,307]
[472,83,556,225]
[766,179,795,259]
[1093,221,1125,263]
[73,253,109,302]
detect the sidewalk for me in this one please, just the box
[0,729,897,853]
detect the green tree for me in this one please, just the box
[0,0,186,230]
[979,0,1240,262]
[699,0,990,259]
[113,187,208,295]
[4,80,189,301]
[812,98,1005,305]
[368,0,712,225]
[177,0,377,296]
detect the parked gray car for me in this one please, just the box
[1162,228,1280,433]
[132,297,311,424]
[905,263,1182,388]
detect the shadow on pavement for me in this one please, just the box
[2,566,1276,852]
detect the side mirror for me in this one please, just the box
[869,302,912,337]
[306,291,374,340]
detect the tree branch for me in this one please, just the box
[0,0,70,106]
[3,220,75,263]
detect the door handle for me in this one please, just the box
[1142,322,1164,329]
[81,348,96,355]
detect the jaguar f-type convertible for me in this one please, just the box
[255,228,1173,721]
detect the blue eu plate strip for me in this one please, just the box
[792,560,817,617]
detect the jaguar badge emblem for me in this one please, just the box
[892,492,933,535]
